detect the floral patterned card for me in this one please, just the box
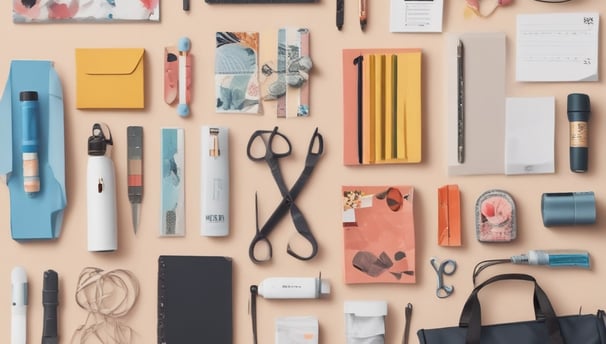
[215,32,260,114]
[13,0,159,23]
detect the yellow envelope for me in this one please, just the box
[75,48,145,109]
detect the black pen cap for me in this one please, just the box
[19,91,38,102]
[567,93,590,122]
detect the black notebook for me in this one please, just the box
[158,255,233,344]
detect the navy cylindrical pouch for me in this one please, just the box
[541,192,596,227]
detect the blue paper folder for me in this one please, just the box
[0,60,67,240]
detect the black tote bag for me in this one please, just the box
[418,273,606,344]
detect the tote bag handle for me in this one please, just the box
[458,273,565,344]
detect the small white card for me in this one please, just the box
[390,0,443,33]
[505,97,555,175]
[275,316,318,344]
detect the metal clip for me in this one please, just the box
[209,128,220,157]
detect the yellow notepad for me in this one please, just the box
[342,48,422,165]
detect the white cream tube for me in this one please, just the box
[258,277,330,299]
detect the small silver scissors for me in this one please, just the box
[430,257,457,298]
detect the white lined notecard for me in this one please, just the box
[516,12,599,82]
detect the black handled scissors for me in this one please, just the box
[430,257,457,298]
[247,127,324,263]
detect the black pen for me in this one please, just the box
[359,0,367,31]
[402,303,412,344]
[457,39,465,164]
[354,55,364,164]
[337,0,344,30]
[183,0,190,11]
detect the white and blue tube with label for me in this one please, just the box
[511,250,590,268]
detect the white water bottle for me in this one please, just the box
[87,123,118,252]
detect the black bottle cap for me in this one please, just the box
[88,136,107,156]
[19,91,38,102]
[567,93,590,113]
[88,123,112,156]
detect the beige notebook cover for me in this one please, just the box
[445,32,506,176]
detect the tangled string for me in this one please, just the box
[71,267,140,344]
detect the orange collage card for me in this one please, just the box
[342,185,416,284]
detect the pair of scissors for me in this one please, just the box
[247,127,324,263]
[430,257,457,298]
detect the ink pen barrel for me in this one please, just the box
[567,93,590,173]
[20,91,40,196]
[511,250,590,268]
[177,37,191,117]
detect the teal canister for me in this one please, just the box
[541,192,596,227]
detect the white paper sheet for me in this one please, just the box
[516,12,599,82]
[390,0,443,33]
[505,97,555,175]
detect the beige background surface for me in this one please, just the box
[1,0,606,343]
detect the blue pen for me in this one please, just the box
[20,91,40,196]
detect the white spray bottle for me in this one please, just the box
[87,123,118,252]
[200,126,230,236]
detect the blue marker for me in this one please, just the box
[20,91,40,196]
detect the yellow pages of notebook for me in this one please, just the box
[373,54,385,162]
[399,52,421,163]
[384,54,396,160]
[362,55,375,164]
